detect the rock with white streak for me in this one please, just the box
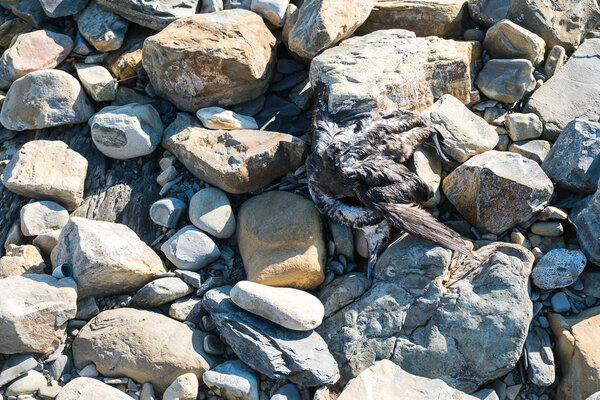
[531,249,587,290]
[20,201,69,236]
[196,107,258,130]
[75,64,116,102]
[161,225,220,271]
[202,360,259,400]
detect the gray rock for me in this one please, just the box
[76,296,99,320]
[98,0,200,30]
[0,355,38,387]
[150,198,186,228]
[505,113,543,141]
[530,221,563,237]
[89,104,163,160]
[328,221,354,261]
[475,59,535,103]
[20,201,69,236]
[508,140,551,164]
[467,0,511,27]
[0,70,94,131]
[75,64,116,102]
[544,45,566,78]
[203,286,340,386]
[525,326,555,386]
[32,229,62,255]
[408,144,443,207]
[47,355,70,381]
[484,19,545,65]
[202,360,259,400]
[318,240,534,391]
[201,0,223,12]
[132,277,193,308]
[541,119,600,193]
[271,384,301,400]
[472,389,500,400]
[163,373,198,400]
[571,186,600,265]
[250,0,287,27]
[317,273,371,318]
[5,370,46,396]
[532,249,587,290]
[422,94,498,162]
[169,296,203,322]
[525,39,600,141]
[174,270,202,289]
[77,1,128,52]
[140,382,156,400]
[56,377,132,400]
[39,0,88,16]
[189,187,235,239]
[161,225,220,271]
[0,0,47,27]
[550,291,570,313]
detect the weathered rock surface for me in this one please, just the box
[483,19,545,65]
[51,217,165,298]
[0,274,77,354]
[525,326,556,387]
[39,0,88,17]
[1,140,88,210]
[5,369,46,396]
[0,70,94,131]
[131,277,193,308]
[98,0,199,30]
[509,140,551,164]
[75,64,116,102]
[73,308,217,393]
[160,225,220,270]
[475,59,534,103]
[318,239,534,391]
[525,39,600,141]
[505,113,543,141]
[237,191,326,289]
[571,185,600,265]
[163,373,198,400]
[163,113,306,194]
[150,197,186,228]
[142,10,276,112]
[443,150,553,234]
[408,145,443,207]
[467,0,511,27]
[0,355,38,388]
[310,29,481,115]
[189,187,235,239]
[56,377,133,400]
[20,200,69,236]
[317,273,371,318]
[532,249,587,290]
[202,360,259,400]
[203,286,340,386]
[0,244,45,278]
[196,107,258,130]
[77,1,128,52]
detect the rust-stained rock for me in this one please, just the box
[104,28,148,80]
[142,9,276,112]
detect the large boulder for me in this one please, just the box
[0,274,77,354]
[162,113,306,194]
[571,184,600,265]
[0,70,94,131]
[51,217,166,298]
[98,0,199,30]
[443,150,553,234]
[56,377,133,400]
[525,39,600,141]
[310,29,481,115]
[72,308,218,393]
[318,239,534,392]
[1,140,88,210]
[283,0,377,62]
[142,10,276,112]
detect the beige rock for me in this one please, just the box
[20,200,69,236]
[162,113,306,194]
[407,145,442,207]
[142,10,276,112]
[75,63,116,102]
[72,308,218,393]
[104,30,144,80]
[51,217,165,298]
[508,140,551,164]
[237,191,326,289]
[32,229,61,255]
[549,307,600,400]
[283,0,377,62]
[56,377,132,400]
[544,45,566,78]
[1,140,88,210]
[483,19,546,65]
[162,373,198,400]
[0,244,45,278]
[5,370,47,396]
[310,29,481,115]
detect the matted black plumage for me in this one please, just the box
[307,84,472,276]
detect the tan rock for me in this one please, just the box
[549,307,600,400]
[72,308,218,393]
[104,29,145,80]
[162,113,306,194]
[142,10,276,112]
[237,191,326,289]
[1,140,88,210]
[283,0,377,62]
[56,377,132,400]
[0,244,45,278]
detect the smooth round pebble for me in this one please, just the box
[189,187,236,239]
[5,370,46,396]
[161,225,220,271]
[150,197,186,228]
[551,292,571,313]
[131,277,193,308]
[20,200,69,236]
[530,221,564,237]
[532,249,587,290]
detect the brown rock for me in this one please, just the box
[237,191,326,289]
[0,244,45,278]
[142,9,276,112]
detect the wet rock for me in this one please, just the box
[0,244,45,278]
[20,201,68,236]
[238,191,326,289]
[98,0,200,30]
[525,326,555,387]
[51,217,166,298]
[143,10,276,112]
[160,225,220,271]
[196,107,258,130]
[483,19,545,65]
[202,360,259,400]
[443,150,553,234]
[505,113,543,141]
[189,187,236,239]
[163,113,306,194]
[317,273,371,318]
[74,64,116,102]
[163,373,198,400]
[132,277,193,308]
[56,377,136,400]
[475,59,535,103]
[77,1,128,52]
[571,185,600,265]
[0,274,77,354]
[508,140,551,164]
[150,197,186,228]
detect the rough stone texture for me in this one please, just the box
[0,17,31,50]
[73,308,217,393]
[98,0,199,30]
[77,1,128,52]
[0,0,47,27]
[525,39,600,141]
[203,286,340,386]
[549,307,600,400]
[143,10,276,112]
[163,373,198,400]
[508,140,551,164]
[483,19,545,65]
[338,360,480,400]
[56,377,132,400]
[169,296,203,322]
[1,140,88,210]
[0,70,94,131]
[310,29,481,115]
[131,277,193,308]
[571,185,600,265]
[20,201,68,236]
[358,0,467,38]
[317,273,371,318]
[0,30,73,89]
[0,355,38,387]
[51,217,165,298]
[75,64,116,102]
[475,59,534,103]
[202,360,259,400]
[189,187,235,239]
[421,94,498,162]
[467,0,511,27]
[196,107,258,130]
[525,326,556,387]
[0,274,77,354]
[160,225,220,271]
[505,113,543,141]
[0,244,45,278]
[283,0,377,62]
[443,150,553,234]
[163,113,306,194]
[532,249,587,290]
[39,0,88,16]
[541,119,600,194]
[318,240,534,391]
[238,191,326,289]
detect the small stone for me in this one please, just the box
[161,225,220,271]
[131,277,193,308]
[250,0,288,27]
[89,103,163,160]
[32,229,61,255]
[483,19,545,65]
[483,106,507,126]
[495,134,510,151]
[20,201,68,237]
[328,222,354,261]
[189,188,235,239]
[174,270,202,289]
[55,377,132,400]
[203,334,225,355]
[510,231,526,246]
[196,107,258,130]
[530,222,564,237]
[163,373,198,400]
[505,384,522,400]
[140,382,156,400]
[232,96,265,116]
[202,360,259,400]
[39,0,88,16]
[77,364,98,378]
[38,385,62,399]
[0,355,38,387]
[464,29,486,42]
[288,79,313,110]
[538,206,568,221]
[544,45,566,78]
[150,198,186,228]
[47,355,70,381]
[75,296,99,320]
[201,0,223,12]
[532,249,587,290]
[475,59,535,103]
[169,296,203,322]
[157,166,178,186]
[505,113,543,141]
[74,64,116,102]
[508,140,551,164]
[5,370,46,396]
[551,292,570,313]
[525,327,555,387]
[77,1,128,52]
[98,0,200,30]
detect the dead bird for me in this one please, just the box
[307,85,472,277]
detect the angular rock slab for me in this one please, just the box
[56,377,133,400]
[98,0,199,30]
[443,150,553,235]
[310,29,481,115]
[163,113,306,194]
[318,239,534,392]
[0,274,77,354]
[72,308,218,393]
[51,217,165,298]
[571,185,600,265]
[1,140,88,210]
[203,286,340,387]
[143,10,276,112]
[525,39,600,141]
